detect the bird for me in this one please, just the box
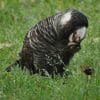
[6,8,88,77]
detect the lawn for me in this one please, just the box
[0,0,100,100]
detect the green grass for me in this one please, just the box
[0,0,100,100]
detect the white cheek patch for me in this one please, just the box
[76,27,86,39]
[60,12,72,25]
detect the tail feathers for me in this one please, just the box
[5,60,20,72]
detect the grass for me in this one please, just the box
[0,0,100,100]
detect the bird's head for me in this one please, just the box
[56,8,88,52]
